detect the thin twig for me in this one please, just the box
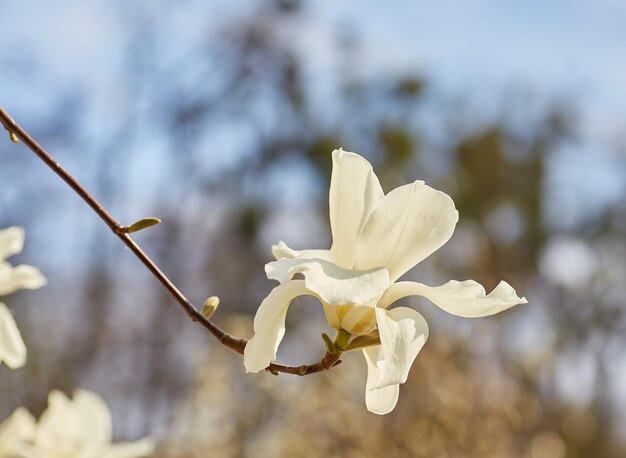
[0,107,339,376]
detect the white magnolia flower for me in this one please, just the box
[244,149,527,414]
[0,227,46,369]
[0,390,156,458]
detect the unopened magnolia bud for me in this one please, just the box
[201,296,220,319]
[9,132,19,143]
[126,217,162,233]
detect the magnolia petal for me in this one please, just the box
[374,307,429,388]
[33,390,152,457]
[0,407,37,455]
[0,264,47,296]
[329,149,384,269]
[0,302,27,369]
[361,307,428,414]
[363,347,400,415]
[355,180,458,282]
[0,227,24,261]
[104,438,156,458]
[35,391,76,452]
[379,280,527,317]
[244,280,310,373]
[36,390,113,457]
[72,389,113,446]
[265,257,389,306]
[34,390,95,456]
[271,241,331,261]
[366,384,399,416]
[12,265,46,290]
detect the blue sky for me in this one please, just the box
[1,0,625,224]
[4,0,626,120]
[308,0,626,133]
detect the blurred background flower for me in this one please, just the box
[1,0,625,456]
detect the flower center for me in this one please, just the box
[322,302,377,336]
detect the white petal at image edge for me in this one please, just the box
[0,302,27,369]
[0,227,25,261]
[0,264,47,296]
[35,390,155,457]
[0,407,37,453]
[104,438,156,458]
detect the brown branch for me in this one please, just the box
[0,107,340,376]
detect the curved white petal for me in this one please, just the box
[265,258,389,306]
[329,149,384,269]
[0,407,36,455]
[0,227,24,261]
[0,264,47,296]
[104,439,156,458]
[0,302,27,369]
[244,280,311,373]
[0,227,46,297]
[373,307,429,388]
[366,384,399,416]
[271,241,331,261]
[363,347,399,415]
[355,180,458,282]
[379,280,527,317]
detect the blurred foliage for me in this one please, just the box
[1,0,625,456]
[159,318,611,457]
